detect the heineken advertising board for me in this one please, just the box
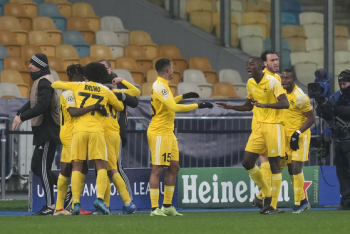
[178,167,319,208]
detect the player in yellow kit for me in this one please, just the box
[281,68,315,213]
[52,62,124,215]
[148,58,213,216]
[217,57,289,215]
[253,51,287,210]
[54,64,100,215]
[96,77,140,215]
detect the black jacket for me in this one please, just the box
[17,74,60,145]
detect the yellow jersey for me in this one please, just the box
[59,90,76,147]
[284,85,312,136]
[251,69,281,130]
[104,80,141,137]
[247,72,285,124]
[148,77,198,135]
[52,81,124,135]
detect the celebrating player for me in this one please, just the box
[216,57,289,215]
[253,51,287,209]
[148,58,213,216]
[51,62,124,215]
[281,68,314,213]
[54,64,105,215]
[96,76,140,215]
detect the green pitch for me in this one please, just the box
[0,210,349,234]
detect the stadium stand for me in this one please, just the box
[11,0,38,18]
[0,69,30,97]
[213,82,238,98]
[21,44,41,65]
[0,16,28,45]
[264,38,292,70]
[188,56,218,84]
[112,68,141,91]
[100,16,130,46]
[79,56,97,66]
[38,2,66,31]
[115,57,144,86]
[0,45,10,71]
[32,16,62,45]
[216,0,243,25]
[299,12,323,25]
[46,0,72,18]
[29,30,56,57]
[183,69,213,98]
[3,56,31,86]
[130,30,158,59]
[290,52,317,86]
[282,0,302,25]
[47,56,68,80]
[0,30,21,57]
[90,44,115,68]
[4,2,32,31]
[124,44,153,76]
[238,25,264,56]
[96,30,124,58]
[72,2,100,32]
[212,12,239,47]
[186,0,213,32]
[62,30,90,58]
[242,12,269,39]
[67,16,95,44]
[55,44,79,68]
[158,45,187,75]
[0,82,23,98]
[282,25,307,52]
[218,68,245,85]
[177,82,200,96]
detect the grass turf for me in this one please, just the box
[0,210,349,234]
[0,200,27,210]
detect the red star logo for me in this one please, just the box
[303,181,312,200]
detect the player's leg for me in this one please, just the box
[54,159,72,215]
[256,155,270,203]
[71,160,84,215]
[148,133,167,216]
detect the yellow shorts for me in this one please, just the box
[147,133,179,166]
[245,122,285,157]
[61,146,72,163]
[285,132,310,163]
[105,133,121,171]
[71,132,107,161]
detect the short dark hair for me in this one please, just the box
[283,67,297,80]
[155,58,171,74]
[261,51,278,62]
[248,57,263,66]
[83,62,108,83]
[66,64,84,81]
[98,59,112,68]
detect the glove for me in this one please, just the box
[95,104,107,116]
[197,102,213,109]
[290,131,300,151]
[183,92,199,99]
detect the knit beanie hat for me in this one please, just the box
[338,69,350,83]
[30,53,49,69]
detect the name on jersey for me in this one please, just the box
[85,85,101,92]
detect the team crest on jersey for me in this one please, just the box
[161,89,168,95]
[264,86,267,93]
[67,96,74,102]
[290,100,295,105]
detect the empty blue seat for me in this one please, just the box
[0,45,9,72]
[63,30,90,57]
[0,0,9,16]
[282,12,297,26]
[38,3,66,31]
[264,38,292,70]
[282,0,301,25]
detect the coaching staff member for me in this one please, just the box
[12,53,60,215]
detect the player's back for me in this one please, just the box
[148,78,175,135]
[60,90,75,147]
[71,81,114,135]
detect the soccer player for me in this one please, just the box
[98,77,140,215]
[54,64,105,215]
[51,62,124,215]
[148,58,213,216]
[216,57,289,215]
[281,68,315,213]
[253,51,287,208]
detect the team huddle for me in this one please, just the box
[13,50,314,216]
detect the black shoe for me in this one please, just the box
[300,198,311,211]
[64,186,73,210]
[252,196,263,209]
[32,206,54,216]
[261,206,279,215]
[276,208,285,213]
[260,196,272,214]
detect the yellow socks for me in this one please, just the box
[280,157,287,172]
[72,173,86,209]
[104,180,111,207]
[96,169,108,200]
[150,189,159,208]
[271,173,282,209]
[56,174,69,210]
[294,173,304,205]
[71,171,83,205]
[248,165,271,197]
[112,173,132,204]
[163,185,175,205]
[260,162,272,198]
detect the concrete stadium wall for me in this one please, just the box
[69,0,250,82]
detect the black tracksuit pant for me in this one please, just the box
[31,139,58,207]
[335,143,350,206]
